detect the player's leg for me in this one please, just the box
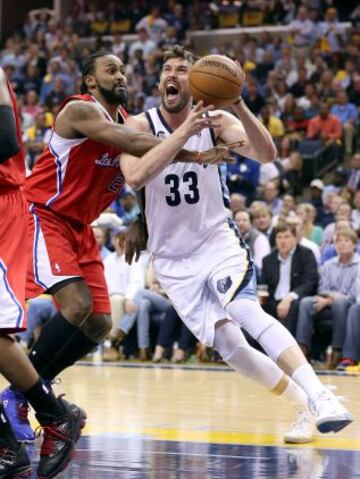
[226,296,353,433]
[213,319,314,442]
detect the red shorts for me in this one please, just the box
[0,188,28,333]
[27,205,110,314]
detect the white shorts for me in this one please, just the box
[153,222,257,347]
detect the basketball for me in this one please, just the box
[189,55,244,109]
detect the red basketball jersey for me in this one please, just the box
[0,81,26,187]
[25,94,127,225]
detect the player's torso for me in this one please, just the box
[25,94,126,225]
[0,81,26,188]
[144,107,230,257]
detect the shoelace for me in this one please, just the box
[37,423,71,457]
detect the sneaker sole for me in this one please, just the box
[37,408,87,479]
[0,465,32,479]
[316,416,353,434]
[284,436,314,444]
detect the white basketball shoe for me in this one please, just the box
[284,411,315,444]
[309,387,353,434]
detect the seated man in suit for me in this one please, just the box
[260,223,319,335]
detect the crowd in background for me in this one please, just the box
[2,0,360,371]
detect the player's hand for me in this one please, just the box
[200,141,245,165]
[124,216,148,265]
[178,101,222,138]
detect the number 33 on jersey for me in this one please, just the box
[144,107,230,258]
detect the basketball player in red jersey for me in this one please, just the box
[0,67,87,479]
[1,52,229,441]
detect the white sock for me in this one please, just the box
[291,363,324,400]
[280,379,310,412]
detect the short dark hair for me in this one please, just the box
[163,45,198,66]
[80,50,111,94]
[275,222,297,237]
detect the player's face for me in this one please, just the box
[160,57,192,113]
[93,55,128,105]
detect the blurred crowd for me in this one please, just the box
[3,0,360,371]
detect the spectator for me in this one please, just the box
[153,305,196,363]
[261,223,318,334]
[259,105,285,140]
[22,89,42,119]
[117,188,140,226]
[287,215,321,264]
[296,203,324,246]
[309,179,325,224]
[338,295,360,370]
[24,110,51,169]
[318,7,346,54]
[136,7,168,44]
[251,204,275,247]
[103,227,147,361]
[320,220,358,264]
[230,192,246,213]
[288,6,316,57]
[226,154,260,202]
[242,80,265,116]
[331,90,358,156]
[92,226,111,260]
[45,77,66,108]
[263,180,283,216]
[296,229,359,368]
[307,102,342,144]
[347,153,360,192]
[323,166,350,201]
[128,28,156,60]
[234,209,270,273]
[322,201,355,245]
[352,190,360,228]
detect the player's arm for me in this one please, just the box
[120,104,221,190]
[213,105,277,163]
[57,100,222,164]
[0,68,20,163]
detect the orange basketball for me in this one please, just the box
[189,55,243,109]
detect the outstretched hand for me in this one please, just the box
[178,101,222,138]
[199,141,245,165]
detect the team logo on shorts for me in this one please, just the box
[217,276,232,294]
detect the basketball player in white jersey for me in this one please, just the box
[120,46,352,443]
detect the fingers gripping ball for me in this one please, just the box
[189,55,244,109]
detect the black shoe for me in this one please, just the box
[36,398,86,479]
[0,440,32,478]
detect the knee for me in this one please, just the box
[80,314,112,342]
[62,295,93,326]
[299,296,313,312]
[140,298,151,312]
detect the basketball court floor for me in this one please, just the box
[1,363,359,478]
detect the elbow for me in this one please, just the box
[261,141,277,163]
[125,172,144,191]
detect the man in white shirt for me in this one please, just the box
[128,28,156,61]
[234,209,270,273]
[103,227,147,359]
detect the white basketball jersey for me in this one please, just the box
[144,107,231,257]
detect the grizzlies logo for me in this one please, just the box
[217,276,233,294]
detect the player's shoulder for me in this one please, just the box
[125,112,150,132]
[59,98,103,122]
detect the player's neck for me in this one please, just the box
[160,104,191,131]
[92,93,120,121]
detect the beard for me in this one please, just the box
[160,90,190,114]
[97,82,128,106]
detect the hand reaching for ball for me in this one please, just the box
[177,100,222,138]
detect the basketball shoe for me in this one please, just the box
[0,389,35,443]
[309,387,353,433]
[284,411,315,444]
[0,439,32,478]
[36,398,86,479]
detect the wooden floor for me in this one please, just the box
[1,363,360,478]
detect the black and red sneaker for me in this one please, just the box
[36,398,86,479]
[0,440,32,479]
